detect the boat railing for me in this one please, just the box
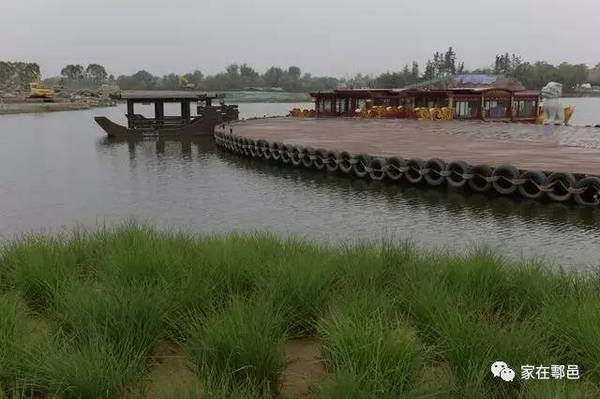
[127,114,192,130]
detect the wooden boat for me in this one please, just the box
[94,90,238,137]
[308,75,542,123]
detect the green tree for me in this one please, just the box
[0,61,13,88]
[13,62,41,88]
[182,70,204,88]
[423,60,436,81]
[589,63,600,85]
[343,73,374,89]
[410,62,419,83]
[239,64,259,87]
[262,67,284,88]
[85,64,108,83]
[160,73,179,89]
[556,62,588,91]
[132,70,158,89]
[443,46,457,75]
[60,64,84,81]
[374,71,405,88]
[494,53,522,76]
[281,66,302,91]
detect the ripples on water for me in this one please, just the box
[0,102,600,270]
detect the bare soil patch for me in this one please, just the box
[280,339,327,398]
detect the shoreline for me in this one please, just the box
[0,101,113,115]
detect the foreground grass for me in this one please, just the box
[0,224,599,398]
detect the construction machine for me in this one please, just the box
[29,72,54,101]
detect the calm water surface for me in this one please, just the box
[1,100,600,270]
[564,97,600,126]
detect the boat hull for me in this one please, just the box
[94,113,218,137]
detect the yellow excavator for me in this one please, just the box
[29,72,54,100]
[178,75,196,90]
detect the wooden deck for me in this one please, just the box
[231,117,600,176]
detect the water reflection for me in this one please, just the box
[96,136,600,235]
[218,151,600,239]
[97,135,216,159]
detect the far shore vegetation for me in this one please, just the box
[1,224,600,398]
[2,47,600,98]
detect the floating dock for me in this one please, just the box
[215,117,600,206]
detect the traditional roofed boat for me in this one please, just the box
[94,90,238,137]
[307,74,543,123]
[309,87,541,122]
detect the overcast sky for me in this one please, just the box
[2,0,599,78]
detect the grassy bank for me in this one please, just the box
[0,225,599,398]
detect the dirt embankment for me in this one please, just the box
[0,101,115,115]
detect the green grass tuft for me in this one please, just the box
[318,289,424,397]
[184,296,286,396]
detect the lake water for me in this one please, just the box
[1,100,600,270]
[562,97,600,126]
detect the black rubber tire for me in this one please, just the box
[546,172,577,202]
[325,151,340,172]
[368,158,386,181]
[301,146,315,168]
[248,140,258,157]
[385,156,406,181]
[492,164,520,195]
[339,152,353,174]
[291,146,303,167]
[352,154,371,178]
[468,165,493,192]
[281,145,291,164]
[271,142,282,161]
[255,145,264,158]
[517,170,547,199]
[424,158,446,186]
[405,158,425,184]
[262,141,272,160]
[574,176,600,206]
[314,149,327,170]
[445,160,471,188]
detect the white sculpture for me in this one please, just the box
[541,81,564,124]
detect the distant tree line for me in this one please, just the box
[2,50,600,94]
[113,64,339,92]
[0,62,41,90]
[484,53,590,91]
[367,47,465,88]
